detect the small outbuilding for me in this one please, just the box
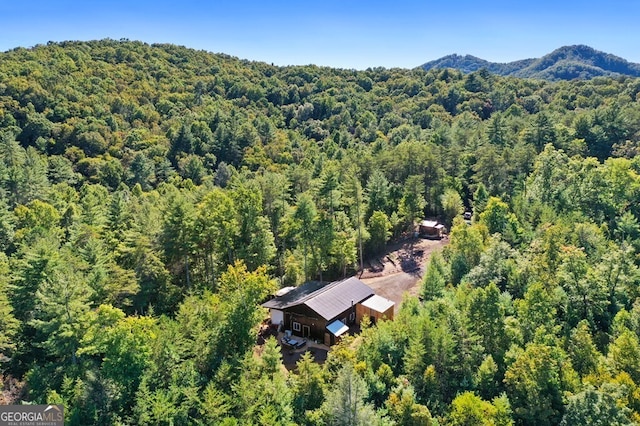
[356,294,395,324]
[418,220,445,238]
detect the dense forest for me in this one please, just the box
[1,39,640,425]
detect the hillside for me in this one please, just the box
[1,39,640,424]
[421,45,640,80]
[419,53,534,75]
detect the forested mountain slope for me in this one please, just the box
[421,44,640,81]
[420,53,534,76]
[1,39,640,424]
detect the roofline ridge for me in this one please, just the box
[300,277,350,303]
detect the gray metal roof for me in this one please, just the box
[262,277,374,320]
[361,294,394,313]
[262,281,325,310]
[420,220,439,227]
[305,277,374,320]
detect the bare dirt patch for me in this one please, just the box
[360,237,448,313]
[0,374,26,405]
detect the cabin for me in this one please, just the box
[418,220,445,238]
[262,277,394,345]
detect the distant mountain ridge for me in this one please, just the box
[420,45,640,81]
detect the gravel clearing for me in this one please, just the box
[360,237,449,313]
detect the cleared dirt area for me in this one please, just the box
[360,236,449,313]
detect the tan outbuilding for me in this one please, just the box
[356,294,395,324]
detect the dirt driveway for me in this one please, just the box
[360,237,448,313]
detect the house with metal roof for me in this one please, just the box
[262,277,394,345]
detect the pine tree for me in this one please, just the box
[0,253,19,361]
[31,256,92,365]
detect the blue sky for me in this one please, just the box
[2,1,639,69]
